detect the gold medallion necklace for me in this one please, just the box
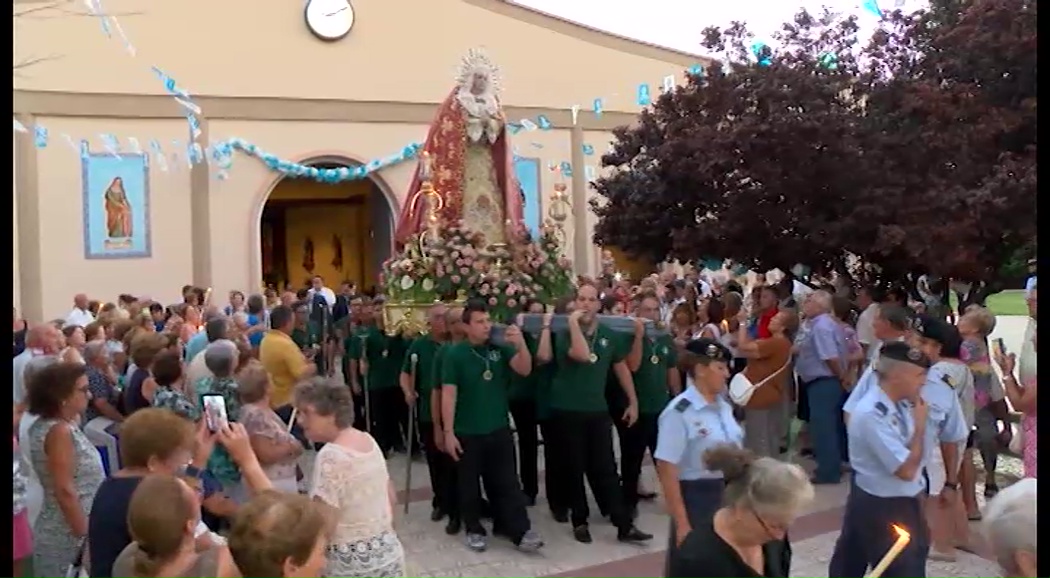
[469,346,493,381]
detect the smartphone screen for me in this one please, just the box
[202,394,229,433]
[991,338,1006,359]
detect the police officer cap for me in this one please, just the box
[684,337,732,364]
[879,341,931,369]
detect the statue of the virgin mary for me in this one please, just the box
[394,49,525,248]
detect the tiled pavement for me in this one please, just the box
[305,450,1004,578]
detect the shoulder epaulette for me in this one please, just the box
[941,374,956,389]
[874,401,888,416]
[674,397,691,412]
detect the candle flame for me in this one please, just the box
[892,525,910,540]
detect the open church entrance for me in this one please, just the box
[260,162,393,294]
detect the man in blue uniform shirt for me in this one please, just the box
[829,341,932,578]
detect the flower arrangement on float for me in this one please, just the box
[380,221,574,331]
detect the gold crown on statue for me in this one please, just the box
[457,47,501,95]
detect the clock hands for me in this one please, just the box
[324,6,348,17]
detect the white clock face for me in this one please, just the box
[305,0,354,42]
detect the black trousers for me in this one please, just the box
[420,423,459,518]
[509,399,539,500]
[368,387,405,453]
[539,419,569,516]
[457,428,531,541]
[553,410,630,529]
[829,486,930,577]
[617,412,659,511]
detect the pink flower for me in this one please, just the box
[456,258,465,267]
[451,250,460,259]
[460,267,470,275]
[507,298,517,308]
[479,284,490,296]
[488,297,498,306]
[451,275,461,283]
[505,284,518,296]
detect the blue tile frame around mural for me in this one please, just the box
[514,156,542,239]
[81,150,153,259]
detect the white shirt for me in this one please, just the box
[64,307,95,328]
[12,348,36,403]
[792,280,814,301]
[856,303,879,348]
[308,287,337,308]
[1025,275,1037,298]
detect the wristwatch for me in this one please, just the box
[943,481,958,491]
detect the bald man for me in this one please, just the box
[13,324,61,404]
[65,293,95,328]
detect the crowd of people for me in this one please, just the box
[10,266,1038,577]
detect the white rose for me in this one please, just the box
[400,276,415,291]
[421,278,435,292]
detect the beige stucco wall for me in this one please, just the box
[30,118,195,315]
[14,0,707,320]
[14,0,697,112]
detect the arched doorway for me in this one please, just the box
[258,159,395,295]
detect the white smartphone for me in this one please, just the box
[202,394,229,433]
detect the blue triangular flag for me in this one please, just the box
[582,144,594,156]
[637,84,651,106]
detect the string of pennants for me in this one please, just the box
[13,0,883,184]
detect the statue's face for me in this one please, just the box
[470,72,488,95]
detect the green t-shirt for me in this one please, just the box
[439,341,517,436]
[291,321,322,350]
[550,324,627,412]
[508,334,539,402]
[633,334,678,414]
[348,325,407,390]
[401,336,443,423]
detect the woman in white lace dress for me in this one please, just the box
[294,377,404,578]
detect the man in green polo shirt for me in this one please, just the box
[344,296,372,431]
[619,291,681,518]
[291,303,324,372]
[535,282,653,545]
[440,300,542,554]
[400,304,451,523]
[350,303,409,455]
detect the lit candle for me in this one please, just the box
[865,525,911,578]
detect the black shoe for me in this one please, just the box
[573,525,593,544]
[445,517,462,535]
[430,507,446,522]
[551,510,569,523]
[525,495,536,507]
[617,526,653,543]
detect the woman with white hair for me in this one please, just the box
[667,445,814,577]
[982,478,1036,577]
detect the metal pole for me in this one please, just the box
[403,352,418,514]
[361,335,371,434]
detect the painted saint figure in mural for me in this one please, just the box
[103,177,133,238]
[394,48,525,248]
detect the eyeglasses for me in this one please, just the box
[752,509,788,539]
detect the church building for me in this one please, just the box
[14,0,707,320]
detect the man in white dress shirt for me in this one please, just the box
[64,293,95,328]
[855,286,883,362]
[307,275,337,308]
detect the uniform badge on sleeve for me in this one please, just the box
[874,401,888,416]
[940,374,956,389]
[674,398,691,412]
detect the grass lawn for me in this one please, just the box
[949,289,1029,317]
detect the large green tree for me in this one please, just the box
[593,0,1036,291]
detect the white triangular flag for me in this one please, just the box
[13,119,27,132]
[662,75,676,93]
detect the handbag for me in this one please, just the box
[729,360,791,406]
[65,539,88,578]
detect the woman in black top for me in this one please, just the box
[668,445,814,578]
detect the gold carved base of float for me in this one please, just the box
[382,303,431,337]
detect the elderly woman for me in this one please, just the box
[123,332,169,414]
[197,340,244,492]
[151,349,201,421]
[227,491,330,577]
[294,377,404,578]
[82,340,124,475]
[26,362,105,577]
[668,445,813,577]
[237,362,303,494]
[982,478,1037,577]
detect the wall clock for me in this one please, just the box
[304,0,355,42]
